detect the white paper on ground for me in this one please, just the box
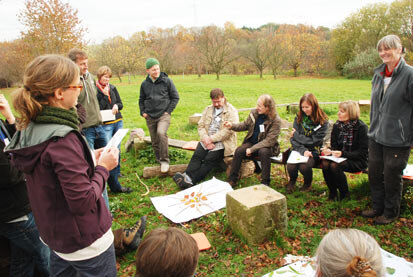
[262,249,413,277]
[151,177,233,223]
[287,150,309,164]
[103,128,129,153]
[403,164,413,177]
[320,155,347,163]
[100,110,116,122]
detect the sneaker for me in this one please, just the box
[123,216,147,250]
[173,172,193,189]
[160,162,169,173]
[118,187,133,194]
[361,209,382,218]
[374,215,396,225]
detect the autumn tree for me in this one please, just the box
[239,29,270,79]
[196,24,238,80]
[18,0,86,57]
[266,32,288,79]
[0,40,31,87]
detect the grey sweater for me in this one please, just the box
[368,58,413,147]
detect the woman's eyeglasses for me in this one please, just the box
[64,83,83,90]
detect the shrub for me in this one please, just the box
[343,48,381,79]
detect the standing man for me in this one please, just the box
[68,49,107,150]
[139,58,179,173]
[173,88,238,188]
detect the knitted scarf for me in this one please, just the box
[301,115,317,137]
[35,106,79,130]
[337,119,358,151]
[96,80,111,103]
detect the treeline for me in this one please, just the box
[0,0,411,87]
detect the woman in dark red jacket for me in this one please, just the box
[321,101,368,201]
[6,55,119,276]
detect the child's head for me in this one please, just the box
[135,227,199,277]
[338,100,360,122]
[316,229,383,277]
[298,93,328,124]
[13,54,79,129]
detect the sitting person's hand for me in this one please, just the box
[290,128,296,138]
[223,121,232,129]
[322,148,332,156]
[304,150,313,157]
[332,150,342,157]
[246,148,252,156]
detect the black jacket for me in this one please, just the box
[0,119,31,223]
[330,120,368,170]
[97,83,123,121]
[290,116,329,155]
[139,72,179,119]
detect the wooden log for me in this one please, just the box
[144,136,188,149]
[143,164,188,178]
[225,159,255,178]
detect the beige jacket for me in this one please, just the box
[198,102,239,157]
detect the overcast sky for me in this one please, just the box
[0,0,395,44]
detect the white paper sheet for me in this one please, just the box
[320,155,347,163]
[287,150,309,164]
[270,153,283,163]
[100,110,116,122]
[262,249,413,277]
[403,164,413,177]
[151,177,233,223]
[103,128,129,153]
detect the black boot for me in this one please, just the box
[338,183,350,201]
[299,183,312,192]
[326,183,338,201]
[285,180,296,194]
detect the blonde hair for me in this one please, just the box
[316,229,384,277]
[97,65,113,80]
[338,100,360,121]
[377,35,404,55]
[13,54,79,129]
[258,94,277,120]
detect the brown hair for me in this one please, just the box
[258,94,277,120]
[210,88,224,99]
[297,93,328,125]
[135,227,199,277]
[67,48,88,63]
[316,229,383,277]
[12,54,79,129]
[338,100,360,121]
[97,66,113,80]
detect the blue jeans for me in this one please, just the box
[0,212,50,276]
[50,243,116,277]
[83,125,110,209]
[103,120,124,192]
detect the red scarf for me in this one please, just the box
[384,58,400,77]
[96,80,111,103]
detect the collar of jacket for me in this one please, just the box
[250,109,272,125]
[146,72,168,84]
[374,57,406,79]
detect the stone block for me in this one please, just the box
[189,113,202,125]
[226,185,287,244]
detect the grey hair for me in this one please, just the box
[377,35,404,54]
[316,229,384,277]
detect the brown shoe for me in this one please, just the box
[285,181,295,194]
[123,216,147,249]
[299,183,311,192]
[374,215,396,225]
[361,209,382,218]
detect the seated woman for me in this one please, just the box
[224,94,281,186]
[321,101,368,201]
[96,65,132,193]
[286,93,329,193]
[316,229,384,276]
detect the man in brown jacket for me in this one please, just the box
[173,88,238,189]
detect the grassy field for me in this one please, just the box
[1,74,412,276]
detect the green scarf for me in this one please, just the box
[35,106,79,130]
[301,115,317,137]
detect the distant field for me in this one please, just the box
[1,75,411,276]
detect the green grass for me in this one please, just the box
[1,74,412,276]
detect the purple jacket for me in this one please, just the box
[6,123,111,253]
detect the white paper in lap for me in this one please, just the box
[151,177,233,223]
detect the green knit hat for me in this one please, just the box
[145,58,160,69]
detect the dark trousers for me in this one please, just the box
[0,212,50,276]
[103,120,124,192]
[229,142,272,185]
[321,160,363,198]
[186,143,224,185]
[50,243,116,277]
[287,157,317,185]
[145,113,171,163]
[368,139,410,218]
